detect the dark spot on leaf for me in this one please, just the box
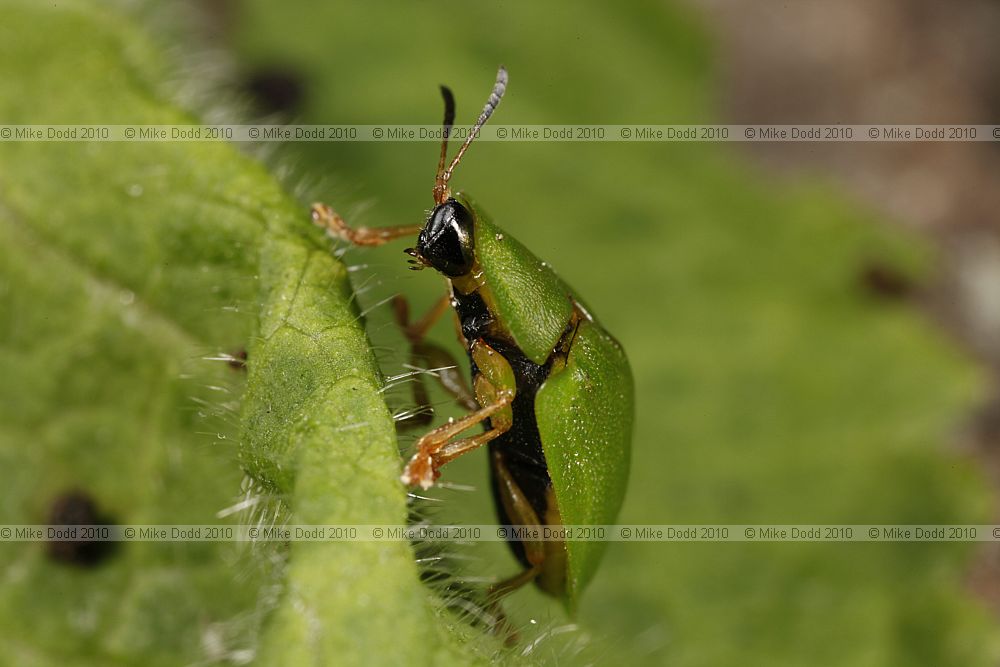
[228,348,248,371]
[859,262,914,300]
[970,397,1000,449]
[197,0,238,41]
[242,66,306,116]
[46,490,116,567]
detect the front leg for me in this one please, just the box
[311,202,423,246]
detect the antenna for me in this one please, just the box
[433,66,508,204]
[434,85,456,202]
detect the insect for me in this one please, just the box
[311,67,633,611]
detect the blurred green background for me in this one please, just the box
[1,0,998,664]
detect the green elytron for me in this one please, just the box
[312,67,633,610]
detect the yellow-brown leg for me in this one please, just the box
[483,452,551,645]
[400,337,517,488]
[490,450,547,594]
[391,296,478,429]
[401,396,512,489]
[488,563,543,600]
[311,202,423,246]
[394,294,452,344]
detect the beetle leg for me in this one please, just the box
[394,340,479,428]
[401,395,512,489]
[402,339,517,487]
[311,202,423,246]
[490,451,546,589]
[392,296,477,430]
[403,429,505,488]
[489,564,543,600]
[392,294,452,344]
[433,428,503,466]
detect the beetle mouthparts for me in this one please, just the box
[404,247,430,270]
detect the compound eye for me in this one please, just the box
[417,199,475,277]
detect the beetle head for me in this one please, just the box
[407,66,507,277]
[409,198,475,277]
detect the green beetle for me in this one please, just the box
[311,67,633,611]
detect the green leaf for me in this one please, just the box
[0,2,489,665]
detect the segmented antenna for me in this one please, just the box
[433,66,508,205]
[435,85,456,196]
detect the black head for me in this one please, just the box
[410,68,505,277]
[414,198,475,277]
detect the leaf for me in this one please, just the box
[0,2,489,665]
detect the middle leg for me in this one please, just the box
[401,338,518,489]
[392,295,478,431]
